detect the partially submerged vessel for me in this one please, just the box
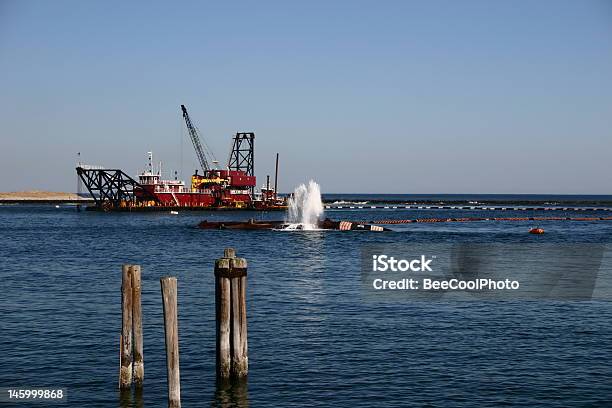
[197,218,390,231]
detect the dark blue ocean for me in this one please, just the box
[1,200,612,407]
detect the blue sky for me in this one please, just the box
[1,0,611,193]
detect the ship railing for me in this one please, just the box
[154,188,191,194]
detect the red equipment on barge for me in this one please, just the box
[134,151,257,209]
[76,105,285,211]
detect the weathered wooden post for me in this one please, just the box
[215,248,248,380]
[120,265,133,389]
[131,265,144,387]
[230,255,248,378]
[215,253,232,379]
[160,276,181,408]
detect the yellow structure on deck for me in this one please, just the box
[191,174,226,190]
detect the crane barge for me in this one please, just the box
[76,106,286,211]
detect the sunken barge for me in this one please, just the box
[197,218,390,231]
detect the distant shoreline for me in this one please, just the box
[0,191,93,204]
[2,191,611,207]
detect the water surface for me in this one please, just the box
[0,204,611,407]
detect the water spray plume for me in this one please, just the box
[285,180,324,230]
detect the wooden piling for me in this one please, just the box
[131,265,144,387]
[215,260,231,379]
[231,256,248,378]
[215,248,248,380]
[160,276,181,408]
[120,265,133,389]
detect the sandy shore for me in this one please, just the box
[0,191,93,202]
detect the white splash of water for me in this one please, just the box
[285,180,324,230]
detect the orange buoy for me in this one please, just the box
[529,227,545,234]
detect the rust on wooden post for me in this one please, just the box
[131,265,144,387]
[161,276,181,408]
[215,248,248,380]
[120,265,133,389]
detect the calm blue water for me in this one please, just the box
[1,203,612,407]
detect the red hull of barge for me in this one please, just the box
[139,191,252,208]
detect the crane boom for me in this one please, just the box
[181,104,210,173]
